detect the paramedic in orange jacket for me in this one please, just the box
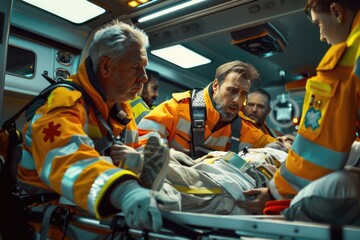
[17,21,164,232]
[138,61,278,162]
[244,88,283,137]
[238,0,360,215]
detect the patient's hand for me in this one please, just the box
[236,188,271,214]
[266,134,295,152]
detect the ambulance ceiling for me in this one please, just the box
[13,0,329,89]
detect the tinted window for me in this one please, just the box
[6,45,36,78]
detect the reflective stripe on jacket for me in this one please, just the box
[138,83,275,155]
[17,58,140,219]
[129,96,151,124]
[269,11,360,199]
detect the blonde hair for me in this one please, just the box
[215,60,259,85]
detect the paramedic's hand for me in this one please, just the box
[110,144,138,166]
[111,180,162,231]
[169,149,194,166]
[237,188,271,214]
[345,166,360,176]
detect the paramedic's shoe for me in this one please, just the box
[140,137,170,191]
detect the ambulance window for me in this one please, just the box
[6,45,36,78]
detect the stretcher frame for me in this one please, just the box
[43,209,360,240]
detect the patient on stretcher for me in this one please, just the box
[108,135,294,216]
[159,146,289,215]
[127,136,360,223]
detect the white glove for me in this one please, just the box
[111,180,162,231]
[169,149,194,166]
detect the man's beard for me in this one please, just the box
[214,95,238,122]
[141,90,155,108]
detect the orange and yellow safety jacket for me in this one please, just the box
[260,123,283,138]
[138,83,275,155]
[17,57,141,219]
[269,11,360,199]
[129,95,151,124]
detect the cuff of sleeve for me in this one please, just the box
[96,173,139,219]
[268,179,284,200]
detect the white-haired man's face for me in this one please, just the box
[99,44,148,105]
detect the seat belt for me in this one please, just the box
[190,88,242,158]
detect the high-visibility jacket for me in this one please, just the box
[138,83,275,155]
[269,11,360,199]
[17,57,141,219]
[129,95,151,124]
[261,123,283,138]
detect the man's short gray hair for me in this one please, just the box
[89,20,149,72]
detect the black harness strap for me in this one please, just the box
[190,88,242,158]
[190,89,206,159]
[230,116,241,153]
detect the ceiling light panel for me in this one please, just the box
[22,0,106,24]
[151,45,211,69]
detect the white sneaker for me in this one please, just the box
[140,137,170,191]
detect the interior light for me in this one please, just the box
[127,1,140,8]
[292,117,299,125]
[127,0,153,8]
[22,0,106,24]
[138,0,205,23]
[151,45,211,69]
[279,69,286,78]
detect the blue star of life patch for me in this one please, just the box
[304,107,322,130]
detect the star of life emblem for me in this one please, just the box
[304,107,322,130]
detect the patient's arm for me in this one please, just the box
[265,134,295,153]
[236,188,272,214]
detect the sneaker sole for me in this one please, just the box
[141,137,169,191]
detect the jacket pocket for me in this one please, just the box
[299,79,339,140]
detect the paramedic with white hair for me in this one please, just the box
[13,20,171,239]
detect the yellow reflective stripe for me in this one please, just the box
[172,185,222,194]
[93,169,137,219]
[257,166,273,180]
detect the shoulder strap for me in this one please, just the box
[2,76,116,154]
[189,88,243,157]
[190,88,206,159]
[229,117,241,152]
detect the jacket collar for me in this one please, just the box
[317,10,360,71]
[204,83,221,131]
[85,57,107,102]
[71,58,133,134]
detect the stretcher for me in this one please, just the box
[32,205,360,240]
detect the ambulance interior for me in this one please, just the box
[1,0,331,133]
[1,0,358,239]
